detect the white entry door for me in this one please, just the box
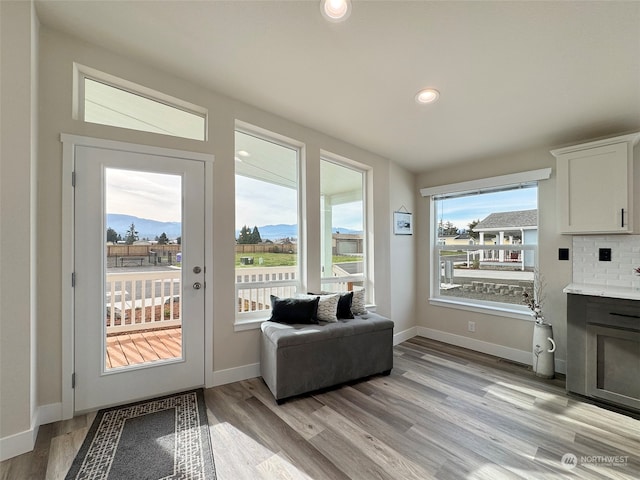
[74,145,205,412]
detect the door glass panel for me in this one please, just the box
[104,168,183,370]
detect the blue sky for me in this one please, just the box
[106,170,363,230]
[236,175,363,231]
[106,168,528,233]
[436,187,538,231]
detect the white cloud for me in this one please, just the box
[235,176,297,229]
[106,169,181,222]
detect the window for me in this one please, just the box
[320,158,368,297]
[234,129,301,321]
[422,168,551,316]
[75,64,207,141]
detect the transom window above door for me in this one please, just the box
[73,63,207,141]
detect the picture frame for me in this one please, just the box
[393,211,413,235]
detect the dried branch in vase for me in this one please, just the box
[522,270,546,324]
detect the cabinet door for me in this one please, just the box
[557,142,631,233]
[586,324,640,411]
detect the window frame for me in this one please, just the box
[422,168,551,320]
[233,124,305,328]
[319,153,372,305]
[73,63,208,141]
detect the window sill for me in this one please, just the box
[234,317,268,332]
[428,297,533,322]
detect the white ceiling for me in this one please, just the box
[34,0,640,173]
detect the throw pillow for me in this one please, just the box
[298,293,340,322]
[269,295,320,324]
[332,291,355,319]
[311,291,354,320]
[351,289,367,316]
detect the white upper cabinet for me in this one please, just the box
[552,133,640,234]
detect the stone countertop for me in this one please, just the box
[563,283,640,301]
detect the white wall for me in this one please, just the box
[416,147,572,370]
[31,26,412,415]
[389,162,417,343]
[0,0,39,457]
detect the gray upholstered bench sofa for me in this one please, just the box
[260,313,394,403]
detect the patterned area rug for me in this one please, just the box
[65,389,216,480]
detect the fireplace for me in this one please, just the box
[566,294,640,412]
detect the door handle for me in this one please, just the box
[193,282,202,290]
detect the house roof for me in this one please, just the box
[475,209,537,231]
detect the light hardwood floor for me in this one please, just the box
[2,337,639,479]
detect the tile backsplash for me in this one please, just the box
[572,235,640,287]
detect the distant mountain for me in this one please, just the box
[236,224,362,241]
[107,215,361,242]
[107,214,181,240]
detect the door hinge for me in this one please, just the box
[71,373,76,389]
[72,171,76,187]
[72,272,76,287]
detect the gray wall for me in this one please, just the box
[416,140,639,369]
[0,0,39,446]
[0,18,416,445]
[416,147,573,368]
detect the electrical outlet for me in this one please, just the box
[599,248,612,262]
[468,321,476,333]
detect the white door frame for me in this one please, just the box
[60,134,214,419]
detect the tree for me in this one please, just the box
[250,226,262,244]
[106,227,121,243]
[157,232,169,245]
[467,219,481,240]
[176,236,181,245]
[237,225,251,244]
[124,222,138,245]
[438,220,459,236]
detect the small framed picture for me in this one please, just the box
[393,211,413,235]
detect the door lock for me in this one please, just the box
[193,282,202,290]
[193,266,202,274]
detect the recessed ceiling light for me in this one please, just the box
[415,88,440,104]
[321,0,351,22]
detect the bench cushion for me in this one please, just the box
[261,313,394,348]
[260,313,394,401]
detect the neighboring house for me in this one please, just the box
[333,233,364,255]
[474,209,537,268]
[437,232,483,246]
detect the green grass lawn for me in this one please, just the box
[235,253,360,267]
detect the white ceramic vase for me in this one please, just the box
[532,323,556,379]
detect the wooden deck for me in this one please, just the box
[106,327,182,369]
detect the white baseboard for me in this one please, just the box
[415,327,566,374]
[209,362,260,387]
[554,358,566,375]
[38,402,63,426]
[417,326,532,365]
[0,424,38,462]
[0,402,64,461]
[393,326,417,346]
